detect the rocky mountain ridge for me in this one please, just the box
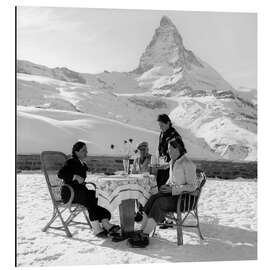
[16,15,257,161]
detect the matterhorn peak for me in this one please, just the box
[133,15,234,92]
[134,15,203,74]
[160,15,174,27]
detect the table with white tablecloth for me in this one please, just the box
[92,173,158,234]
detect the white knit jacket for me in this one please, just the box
[167,154,199,196]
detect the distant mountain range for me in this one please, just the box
[16,16,257,161]
[17,60,87,84]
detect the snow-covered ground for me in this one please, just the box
[236,87,257,106]
[17,71,257,161]
[136,65,183,91]
[16,172,257,266]
[168,95,257,161]
[17,105,220,160]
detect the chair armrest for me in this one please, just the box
[184,190,200,196]
[85,181,97,190]
[61,184,75,208]
[177,189,199,197]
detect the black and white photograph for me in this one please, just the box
[15,3,258,267]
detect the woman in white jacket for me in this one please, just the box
[128,137,199,248]
[131,141,151,174]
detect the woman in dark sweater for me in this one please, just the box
[58,141,120,238]
[155,114,186,229]
[156,114,185,188]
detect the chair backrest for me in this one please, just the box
[192,171,206,208]
[183,171,206,211]
[40,151,67,204]
[198,172,207,189]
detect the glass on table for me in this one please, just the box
[123,158,130,174]
[158,156,167,165]
[150,155,159,166]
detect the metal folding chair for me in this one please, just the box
[40,151,93,237]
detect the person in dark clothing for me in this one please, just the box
[155,114,186,229]
[58,141,120,238]
[156,114,185,188]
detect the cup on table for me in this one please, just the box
[123,158,130,174]
[159,156,167,165]
[151,155,158,166]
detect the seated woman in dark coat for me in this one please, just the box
[58,141,120,238]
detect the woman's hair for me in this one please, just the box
[72,141,86,158]
[157,114,172,125]
[168,137,187,154]
[137,141,149,151]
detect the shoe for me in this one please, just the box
[111,233,129,242]
[133,230,143,236]
[159,220,174,229]
[107,225,121,237]
[134,211,143,222]
[128,232,149,248]
[95,230,108,238]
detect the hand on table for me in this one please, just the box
[157,163,170,170]
[159,184,172,194]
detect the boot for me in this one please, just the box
[128,232,149,248]
[91,220,107,238]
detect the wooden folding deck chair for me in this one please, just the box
[40,151,94,237]
[155,170,207,245]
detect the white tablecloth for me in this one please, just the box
[91,174,158,212]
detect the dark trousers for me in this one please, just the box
[156,167,170,189]
[143,192,196,223]
[61,183,111,222]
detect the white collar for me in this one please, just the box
[171,154,186,167]
[79,159,85,165]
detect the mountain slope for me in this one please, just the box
[236,87,257,106]
[169,95,257,161]
[18,60,87,84]
[16,15,257,161]
[17,105,220,160]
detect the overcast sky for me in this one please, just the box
[17,6,257,89]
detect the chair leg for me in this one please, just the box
[67,206,92,229]
[177,213,183,245]
[56,207,72,238]
[194,208,204,240]
[42,207,72,237]
[42,208,58,232]
[82,209,92,229]
[66,206,81,225]
[151,226,157,237]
